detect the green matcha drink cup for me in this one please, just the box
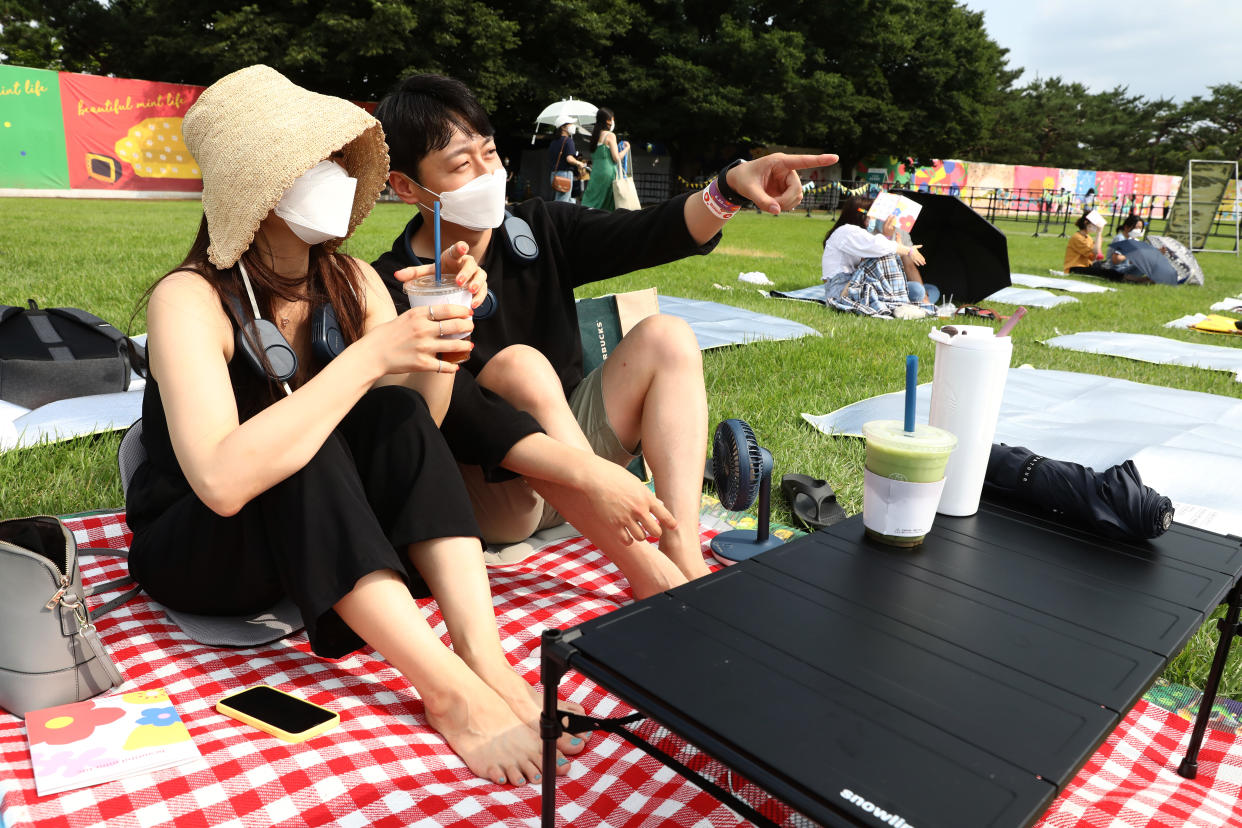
[862,420,957,547]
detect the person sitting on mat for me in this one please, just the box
[126,65,585,788]
[820,195,936,316]
[1112,213,1145,245]
[1064,211,1111,276]
[372,73,835,599]
[1065,211,1148,281]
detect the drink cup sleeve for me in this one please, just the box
[863,471,946,537]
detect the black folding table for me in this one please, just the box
[539,500,1242,828]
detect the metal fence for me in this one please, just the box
[496,170,1238,248]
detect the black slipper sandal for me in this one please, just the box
[781,473,847,530]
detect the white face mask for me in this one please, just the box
[1130,228,1144,239]
[274,160,358,245]
[416,167,506,231]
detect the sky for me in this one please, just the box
[961,0,1241,102]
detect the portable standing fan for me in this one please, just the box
[710,419,783,566]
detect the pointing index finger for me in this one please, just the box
[776,153,838,172]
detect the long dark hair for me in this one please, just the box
[1119,213,1143,234]
[589,107,614,151]
[140,215,367,391]
[825,195,873,246]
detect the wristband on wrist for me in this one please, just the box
[702,178,739,220]
[716,158,750,206]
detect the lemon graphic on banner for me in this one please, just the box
[114,117,200,179]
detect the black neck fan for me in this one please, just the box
[710,419,784,566]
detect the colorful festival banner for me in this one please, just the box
[1058,168,1078,194]
[913,159,967,194]
[1095,170,1119,202]
[1076,170,1097,199]
[1114,172,1135,198]
[1012,165,1059,195]
[967,162,1015,191]
[0,65,70,189]
[57,71,204,192]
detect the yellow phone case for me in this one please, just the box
[216,685,340,744]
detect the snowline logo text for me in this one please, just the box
[840,789,914,827]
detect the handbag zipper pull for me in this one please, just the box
[45,575,71,610]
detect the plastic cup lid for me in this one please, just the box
[928,325,1014,350]
[862,420,958,453]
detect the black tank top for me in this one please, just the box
[124,321,286,532]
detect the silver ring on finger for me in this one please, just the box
[428,306,437,321]
[437,358,444,373]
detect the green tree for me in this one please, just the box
[0,0,110,72]
[1181,83,1242,164]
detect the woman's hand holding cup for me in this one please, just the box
[391,241,482,372]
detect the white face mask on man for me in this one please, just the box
[413,167,507,231]
[274,160,358,245]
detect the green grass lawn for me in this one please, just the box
[2,196,1242,695]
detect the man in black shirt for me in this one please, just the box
[373,74,835,599]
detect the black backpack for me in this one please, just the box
[0,300,146,409]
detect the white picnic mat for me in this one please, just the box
[1045,331,1242,382]
[982,287,1079,308]
[802,367,1242,533]
[1010,272,1115,293]
[658,295,820,349]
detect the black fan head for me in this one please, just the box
[713,419,763,511]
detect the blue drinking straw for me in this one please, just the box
[433,201,442,285]
[904,354,918,434]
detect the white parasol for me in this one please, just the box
[531,98,599,143]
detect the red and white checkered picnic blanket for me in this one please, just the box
[2,512,1241,827]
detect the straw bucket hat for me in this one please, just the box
[183,64,389,268]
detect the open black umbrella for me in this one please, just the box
[1109,239,1179,285]
[983,444,1174,540]
[896,190,1010,304]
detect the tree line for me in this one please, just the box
[3,0,1239,177]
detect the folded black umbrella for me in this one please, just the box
[983,444,1174,540]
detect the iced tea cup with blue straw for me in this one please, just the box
[404,275,473,363]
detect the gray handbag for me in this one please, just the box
[0,515,138,717]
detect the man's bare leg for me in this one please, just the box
[600,315,711,581]
[477,345,690,598]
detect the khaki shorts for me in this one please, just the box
[459,364,641,544]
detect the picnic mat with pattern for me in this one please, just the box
[2,511,1241,828]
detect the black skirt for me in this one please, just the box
[128,385,482,658]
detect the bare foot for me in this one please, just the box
[471,660,589,757]
[422,670,563,785]
[660,527,712,582]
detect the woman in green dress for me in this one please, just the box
[581,107,630,210]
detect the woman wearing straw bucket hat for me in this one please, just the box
[126,65,581,786]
